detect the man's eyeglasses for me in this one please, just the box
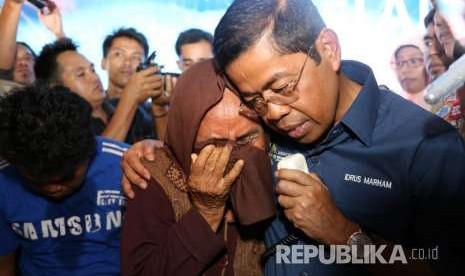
[391,57,424,70]
[239,45,314,117]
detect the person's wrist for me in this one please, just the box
[54,31,66,39]
[333,219,360,245]
[6,0,23,9]
[120,87,139,104]
[346,225,373,259]
[196,205,225,232]
[119,93,141,111]
[151,104,168,117]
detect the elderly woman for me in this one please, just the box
[121,60,275,276]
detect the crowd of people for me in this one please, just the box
[1,0,465,275]
[391,7,465,136]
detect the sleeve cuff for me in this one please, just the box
[174,208,226,264]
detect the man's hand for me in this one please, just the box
[152,74,178,106]
[122,66,163,105]
[188,144,244,232]
[121,139,163,199]
[38,1,66,39]
[276,169,359,245]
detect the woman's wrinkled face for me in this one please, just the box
[195,90,266,150]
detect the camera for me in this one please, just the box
[136,51,180,100]
[136,51,180,78]
[136,51,159,72]
[161,72,180,78]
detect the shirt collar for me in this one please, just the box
[339,60,380,147]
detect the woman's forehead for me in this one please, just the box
[196,91,259,140]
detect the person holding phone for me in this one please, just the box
[0,0,64,86]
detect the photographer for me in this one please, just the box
[102,27,168,140]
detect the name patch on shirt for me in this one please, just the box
[344,174,392,189]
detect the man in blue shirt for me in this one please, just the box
[211,0,465,275]
[0,83,127,275]
[121,0,465,275]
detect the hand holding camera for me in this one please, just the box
[137,51,179,106]
[124,60,163,105]
[152,74,178,106]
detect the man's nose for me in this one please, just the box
[17,59,29,67]
[264,102,291,123]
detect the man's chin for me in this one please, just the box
[14,74,33,85]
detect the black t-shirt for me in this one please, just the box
[91,100,156,144]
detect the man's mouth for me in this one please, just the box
[284,121,311,139]
[119,69,134,76]
[401,78,416,85]
[94,83,104,93]
[16,68,30,74]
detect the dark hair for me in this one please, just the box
[34,38,78,83]
[175,28,213,56]
[424,8,436,28]
[213,0,325,71]
[102,27,149,58]
[394,44,422,60]
[0,82,95,184]
[17,42,37,58]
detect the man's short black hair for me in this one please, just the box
[394,44,422,60]
[175,28,213,56]
[34,38,78,83]
[213,0,325,71]
[102,27,149,58]
[0,82,96,184]
[17,41,37,58]
[424,8,436,28]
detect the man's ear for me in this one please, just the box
[316,28,341,72]
[101,58,108,71]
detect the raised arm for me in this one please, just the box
[0,0,24,72]
[38,0,66,39]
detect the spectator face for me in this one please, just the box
[21,161,88,201]
[13,44,35,85]
[393,46,428,94]
[57,51,105,106]
[195,90,266,150]
[225,32,343,145]
[177,40,214,71]
[434,12,456,59]
[424,24,448,80]
[102,37,145,89]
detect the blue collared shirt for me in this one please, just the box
[265,60,465,276]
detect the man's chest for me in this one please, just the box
[269,140,413,240]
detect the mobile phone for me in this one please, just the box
[27,0,46,9]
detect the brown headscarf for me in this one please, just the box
[165,60,275,225]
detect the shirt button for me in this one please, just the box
[300,270,310,276]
